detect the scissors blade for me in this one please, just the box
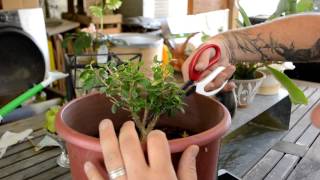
[181,80,194,90]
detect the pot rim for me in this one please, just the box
[56,93,231,153]
[234,70,266,83]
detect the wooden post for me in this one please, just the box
[187,0,238,29]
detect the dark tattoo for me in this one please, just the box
[223,32,320,63]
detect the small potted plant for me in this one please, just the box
[87,0,123,34]
[56,60,231,180]
[233,62,265,107]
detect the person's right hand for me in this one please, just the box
[181,39,236,92]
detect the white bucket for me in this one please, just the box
[258,62,295,95]
[110,33,163,77]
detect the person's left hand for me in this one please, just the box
[84,119,199,180]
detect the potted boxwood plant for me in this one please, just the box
[56,60,231,180]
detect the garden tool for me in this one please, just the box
[182,44,227,96]
[0,72,68,123]
[182,44,237,116]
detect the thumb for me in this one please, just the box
[177,145,199,180]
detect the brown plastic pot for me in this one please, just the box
[56,93,231,180]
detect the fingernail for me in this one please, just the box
[191,145,199,158]
[100,119,110,130]
[84,161,93,173]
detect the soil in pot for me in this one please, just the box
[234,71,265,108]
[56,93,231,180]
[92,126,196,140]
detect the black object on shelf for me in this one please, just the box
[64,52,142,101]
[285,63,320,83]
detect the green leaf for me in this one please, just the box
[236,19,244,27]
[237,2,252,27]
[269,0,289,20]
[111,104,117,114]
[267,66,308,105]
[106,0,122,10]
[201,32,211,42]
[89,5,104,18]
[296,0,313,12]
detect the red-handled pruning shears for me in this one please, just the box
[182,44,228,96]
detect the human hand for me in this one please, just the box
[84,119,199,180]
[181,40,236,92]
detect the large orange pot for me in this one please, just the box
[56,93,231,180]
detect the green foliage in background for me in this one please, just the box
[80,60,185,141]
[267,66,308,104]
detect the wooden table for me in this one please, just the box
[219,83,320,180]
[0,114,70,180]
[1,83,320,180]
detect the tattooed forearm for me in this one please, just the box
[222,32,320,63]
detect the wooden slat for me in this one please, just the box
[264,154,299,180]
[271,141,308,157]
[296,124,320,147]
[291,87,316,114]
[243,150,283,179]
[0,147,49,169]
[283,90,320,143]
[3,156,59,180]
[287,135,320,180]
[53,173,72,180]
[291,86,310,113]
[3,129,47,158]
[0,114,45,135]
[28,166,70,180]
[91,14,122,24]
[289,88,320,129]
[188,0,228,14]
[0,148,61,178]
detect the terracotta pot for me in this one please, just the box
[56,93,231,180]
[234,71,265,108]
[311,104,320,128]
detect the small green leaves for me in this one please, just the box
[89,5,104,18]
[234,62,258,80]
[267,66,308,105]
[111,104,117,114]
[296,0,313,12]
[80,59,185,137]
[106,0,122,10]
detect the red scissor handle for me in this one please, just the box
[189,44,221,81]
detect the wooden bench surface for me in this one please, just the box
[221,84,320,180]
[1,83,320,180]
[0,114,71,180]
